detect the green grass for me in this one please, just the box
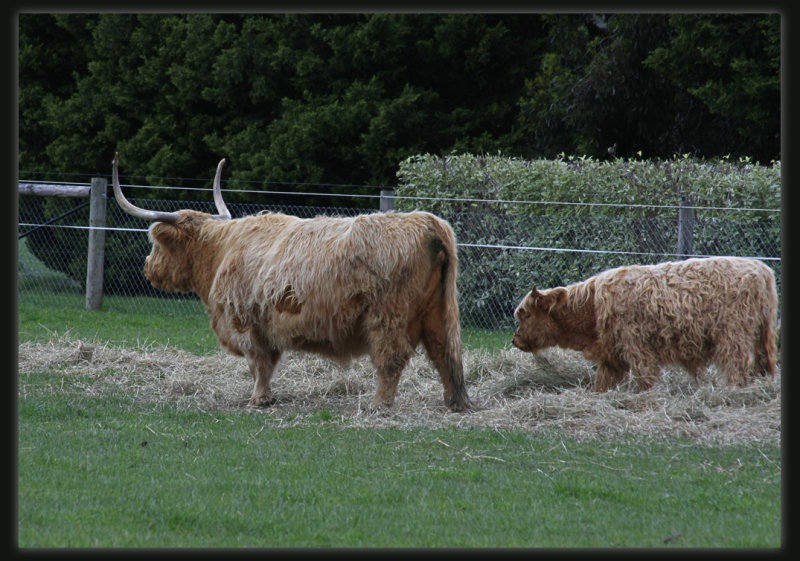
[17,379,781,548]
[18,298,220,354]
[462,327,514,350]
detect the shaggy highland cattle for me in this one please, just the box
[112,154,471,412]
[512,257,778,391]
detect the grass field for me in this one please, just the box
[16,291,783,549]
[18,388,781,548]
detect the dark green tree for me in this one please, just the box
[643,13,780,162]
[516,13,780,162]
[19,14,96,178]
[204,14,546,186]
[20,13,780,182]
[516,14,605,158]
[20,14,547,188]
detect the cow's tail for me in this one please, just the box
[432,216,472,411]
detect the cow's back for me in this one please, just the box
[207,210,451,356]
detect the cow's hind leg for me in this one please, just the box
[245,348,282,407]
[715,339,753,387]
[754,320,777,378]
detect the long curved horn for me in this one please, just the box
[211,158,231,219]
[112,153,180,224]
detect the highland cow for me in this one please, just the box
[512,257,778,391]
[112,154,471,411]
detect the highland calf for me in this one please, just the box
[512,257,778,391]
[112,154,471,412]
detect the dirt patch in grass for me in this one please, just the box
[18,335,781,445]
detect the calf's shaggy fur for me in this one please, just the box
[512,257,778,391]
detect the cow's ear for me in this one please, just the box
[148,222,183,248]
[543,287,568,312]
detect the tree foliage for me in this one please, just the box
[515,13,780,163]
[19,13,779,188]
[642,14,780,160]
[19,13,547,187]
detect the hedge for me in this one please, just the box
[395,154,781,328]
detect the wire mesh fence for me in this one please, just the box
[18,185,781,331]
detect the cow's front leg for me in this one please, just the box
[245,348,282,407]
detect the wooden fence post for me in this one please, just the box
[677,195,695,258]
[380,189,395,212]
[85,177,107,310]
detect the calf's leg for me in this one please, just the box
[594,355,631,391]
[594,362,617,392]
[626,351,662,390]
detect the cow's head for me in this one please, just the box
[511,285,568,353]
[112,153,231,293]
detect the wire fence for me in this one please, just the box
[18,184,781,331]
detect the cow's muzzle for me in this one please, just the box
[511,332,529,351]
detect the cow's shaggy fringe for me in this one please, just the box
[18,335,780,445]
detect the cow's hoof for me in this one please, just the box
[366,399,392,414]
[448,399,473,413]
[247,396,275,407]
[445,390,473,412]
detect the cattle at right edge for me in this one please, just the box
[512,257,778,391]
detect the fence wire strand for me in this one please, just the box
[18,187,781,330]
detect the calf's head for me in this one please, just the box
[112,153,231,294]
[512,286,568,353]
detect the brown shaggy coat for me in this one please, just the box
[144,209,471,411]
[512,257,778,391]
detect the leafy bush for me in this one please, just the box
[396,154,781,328]
[397,153,780,215]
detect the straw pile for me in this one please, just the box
[18,335,781,445]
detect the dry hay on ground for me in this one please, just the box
[18,335,781,445]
